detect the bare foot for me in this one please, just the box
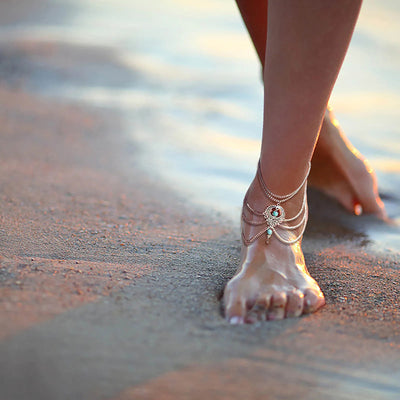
[223,177,325,324]
[310,107,386,218]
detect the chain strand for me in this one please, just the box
[242,161,310,246]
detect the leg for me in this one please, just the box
[224,0,362,323]
[236,0,386,217]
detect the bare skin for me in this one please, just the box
[224,1,366,324]
[310,108,386,218]
[236,0,386,218]
[225,180,325,323]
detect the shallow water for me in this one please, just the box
[2,0,399,251]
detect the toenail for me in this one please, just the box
[354,204,363,216]
[229,316,243,325]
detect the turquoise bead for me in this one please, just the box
[272,210,279,217]
[267,228,273,235]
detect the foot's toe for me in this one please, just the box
[286,289,304,318]
[303,288,325,314]
[268,292,287,320]
[224,293,246,324]
[353,173,386,218]
[249,295,271,322]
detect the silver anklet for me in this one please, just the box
[242,161,310,246]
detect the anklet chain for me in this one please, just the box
[257,161,311,203]
[242,162,310,246]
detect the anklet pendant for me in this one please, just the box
[265,228,273,244]
[263,205,285,244]
[263,205,285,228]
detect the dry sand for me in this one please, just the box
[0,3,400,399]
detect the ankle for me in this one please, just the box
[247,161,309,211]
[242,164,309,246]
[245,176,305,217]
[258,155,312,196]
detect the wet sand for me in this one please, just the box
[1,2,400,400]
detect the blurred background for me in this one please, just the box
[0,0,399,248]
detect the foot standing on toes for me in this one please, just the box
[310,107,386,218]
[224,0,368,323]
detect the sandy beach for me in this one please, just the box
[1,1,400,399]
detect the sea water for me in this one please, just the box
[1,0,399,250]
